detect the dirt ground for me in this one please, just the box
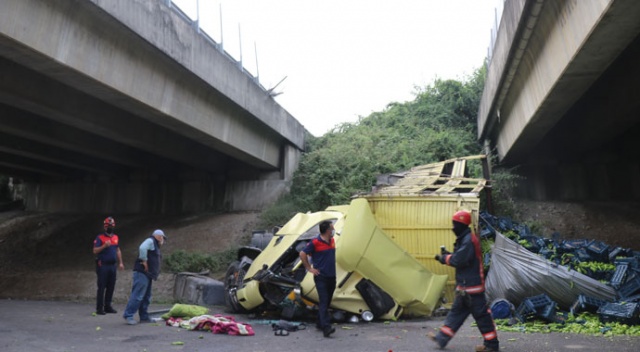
[0,210,260,304]
[0,199,639,304]
[509,200,640,249]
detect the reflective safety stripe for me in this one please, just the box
[456,284,485,294]
[483,330,497,340]
[441,326,455,337]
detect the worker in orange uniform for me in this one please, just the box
[93,216,124,315]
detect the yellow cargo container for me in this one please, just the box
[359,155,489,305]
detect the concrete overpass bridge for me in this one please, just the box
[479,0,640,201]
[0,0,306,213]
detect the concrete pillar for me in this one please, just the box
[223,143,302,211]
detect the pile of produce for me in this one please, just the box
[478,211,640,335]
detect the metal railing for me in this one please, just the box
[166,0,505,91]
[486,0,505,66]
[164,0,271,94]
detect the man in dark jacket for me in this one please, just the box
[123,229,166,325]
[429,210,499,352]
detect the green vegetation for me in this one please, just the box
[259,67,496,227]
[494,313,640,336]
[482,164,525,218]
[164,248,238,274]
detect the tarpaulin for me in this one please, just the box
[485,232,616,310]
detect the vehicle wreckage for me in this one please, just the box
[223,155,490,321]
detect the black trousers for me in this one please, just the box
[314,275,336,330]
[96,263,117,311]
[436,292,499,349]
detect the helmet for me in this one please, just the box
[452,210,471,226]
[103,216,115,228]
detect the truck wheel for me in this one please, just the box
[250,231,274,250]
[224,261,247,313]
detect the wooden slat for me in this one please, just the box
[370,155,487,195]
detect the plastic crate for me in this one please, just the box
[557,239,588,254]
[570,294,609,315]
[497,217,514,232]
[536,237,553,250]
[480,227,495,239]
[615,257,639,270]
[539,303,568,324]
[539,302,558,323]
[515,300,536,322]
[618,274,640,300]
[610,263,629,289]
[597,302,640,325]
[526,294,554,312]
[575,248,593,262]
[538,248,554,260]
[483,253,491,268]
[515,224,533,237]
[622,293,640,303]
[519,235,541,253]
[586,240,610,262]
[609,247,626,262]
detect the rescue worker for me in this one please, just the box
[93,216,124,315]
[299,220,336,338]
[429,210,500,352]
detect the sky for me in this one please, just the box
[171,0,503,136]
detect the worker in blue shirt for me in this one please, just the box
[123,229,166,325]
[300,220,336,338]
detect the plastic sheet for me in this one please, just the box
[485,232,616,310]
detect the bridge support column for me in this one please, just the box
[224,144,302,211]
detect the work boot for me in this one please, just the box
[104,306,117,314]
[427,332,445,349]
[95,309,106,315]
[475,344,499,352]
[323,326,335,338]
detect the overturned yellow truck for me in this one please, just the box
[224,155,490,321]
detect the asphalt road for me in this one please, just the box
[1,299,639,352]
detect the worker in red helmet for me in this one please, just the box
[428,210,500,352]
[93,216,124,315]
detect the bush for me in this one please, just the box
[256,194,301,230]
[164,248,238,274]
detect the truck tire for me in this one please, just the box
[224,261,247,313]
[250,231,274,250]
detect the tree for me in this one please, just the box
[262,66,487,224]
